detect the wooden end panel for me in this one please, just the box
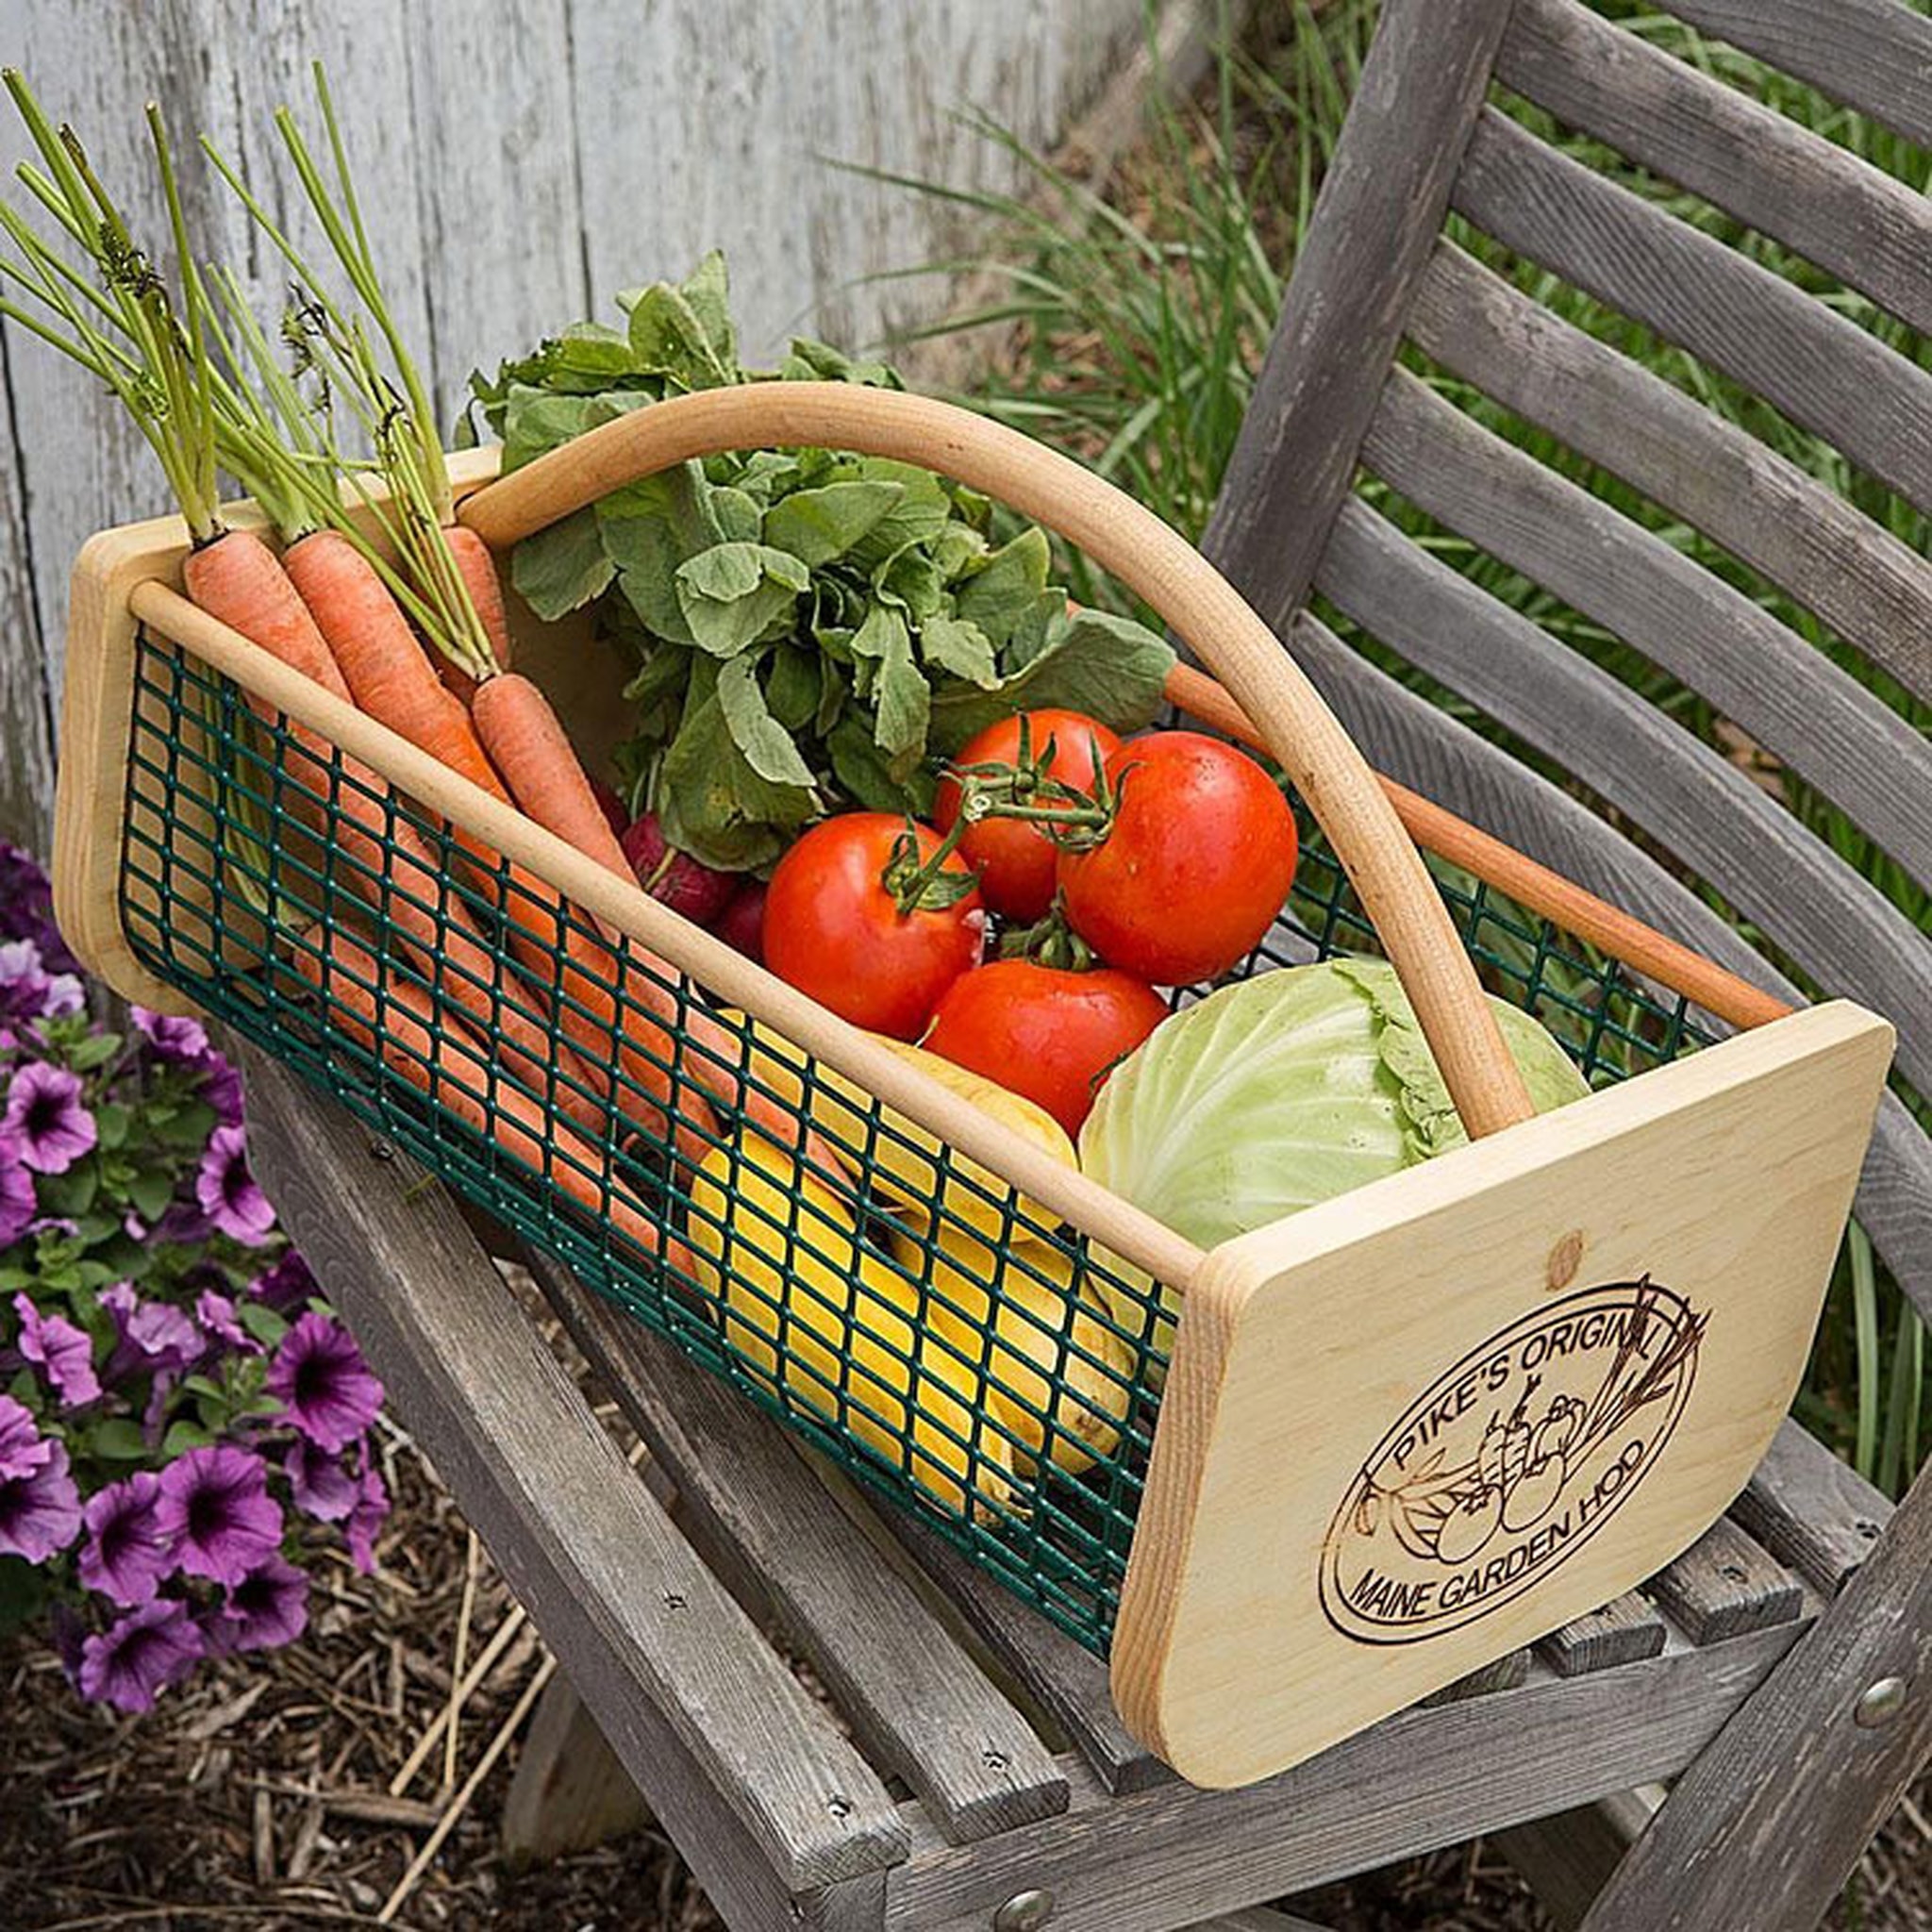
[1112,1003,1893,1788]
[52,513,200,1012]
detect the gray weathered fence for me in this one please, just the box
[0,0,1156,849]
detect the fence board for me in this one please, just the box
[0,0,1153,844]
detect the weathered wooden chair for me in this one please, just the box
[231,0,1925,1924]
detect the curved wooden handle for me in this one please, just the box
[461,384,1536,1139]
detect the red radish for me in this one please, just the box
[620,812,738,926]
[590,775,629,839]
[715,879,767,961]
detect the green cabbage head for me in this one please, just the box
[1077,959,1591,1358]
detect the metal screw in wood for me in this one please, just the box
[992,1888,1056,1930]
[1854,1676,1907,1728]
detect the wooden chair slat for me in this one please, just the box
[885,1514,1173,1797]
[1198,0,1513,626]
[1357,366,1932,890]
[1664,0,1932,148]
[1734,1416,1893,1601]
[1577,1457,1932,1931]
[1274,609,1932,1312]
[1497,0,1932,332]
[1539,1593,1669,1677]
[524,1253,1072,1845]
[881,1624,1809,1932]
[1313,491,1932,1098]
[1452,106,1932,509]
[1421,1650,1534,1705]
[1407,241,1932,699]
[1187,1911,1334,1932]
[1646,1520,1807,1645]
[234,1047,910,1901]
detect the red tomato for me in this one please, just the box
[933,708,1124,922]
[765,814,985,1040]
[923,960,1169,1138]
[1057,731,1298,986]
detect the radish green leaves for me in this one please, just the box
[468,255,1174,872]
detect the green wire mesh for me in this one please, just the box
[117,632,1716,1656]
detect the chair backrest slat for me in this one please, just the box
[1406,242,1932,699]
[1314,496,1932,1096]
[1202,0,1515,625]
[1667,0,1932,145]
[1358,365,1932,882]
[1453,105,1932,508]
[1496,0,1932,332]
[1283,607,1932,1320]
[1207,0,1929,1303]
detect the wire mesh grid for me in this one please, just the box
[117,630,1716,1654]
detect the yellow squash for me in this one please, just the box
[686,1128,1024,1520]
[888,1226,1134,1479]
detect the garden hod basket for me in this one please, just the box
[51,384,1895,1790]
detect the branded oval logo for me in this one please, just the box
[1321,1276,1707,1645]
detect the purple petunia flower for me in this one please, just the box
[247,1250,318,1312]
[77,1471,175,1607]
[208,1555,308,1655]
[0,1394,50,1483]
[344,1458,389,1574]
[0,1135,34,1251]
[193,1288,258,1356]
[0,842,75,973]
[0,941,49,1035]
[265,1313,383,1454]
[77,1598,202,1713]
[131,1006,211,1064]
[201,1058,245,1126]
[41,972,82,1018]
[194,1125,275,1245]
[155,1444,283,1587]
[0,940,72,1034]
[0,1432,81,1562]
[13,1292,100,1407]
[4,1062,96,1174]
[102,1282,203,1385]
[285,1437,358,1523]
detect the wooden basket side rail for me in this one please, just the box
[1160,663,1790,1035]
[458,382,1538,1142]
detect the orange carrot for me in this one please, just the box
[443,523,513,669]
[284,529,508,805]
[183,527,351,704]
[471,672,833,1170]
[174,528,605,1134]
[292,926,689,1273]
[463,673,717,1170]
[280,526,581,982]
